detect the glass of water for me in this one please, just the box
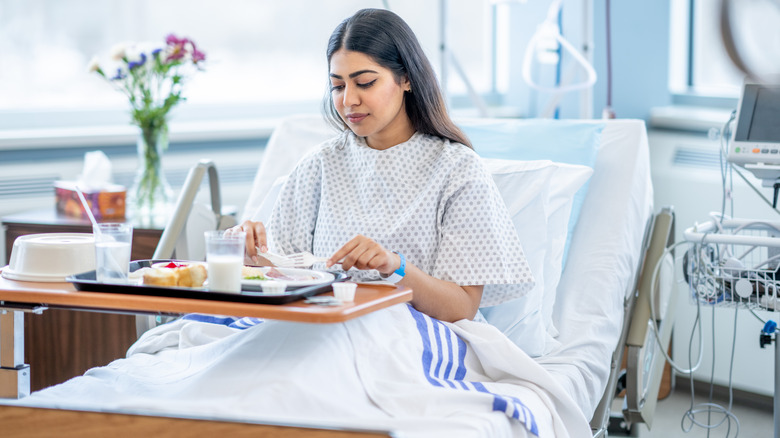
[94,223,133,283]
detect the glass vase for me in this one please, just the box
[128,124,174,227]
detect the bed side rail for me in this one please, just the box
[590,206,675,437]
[623,206,676,427]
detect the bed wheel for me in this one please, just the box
[615,369,627,395]
[607,415,637,437]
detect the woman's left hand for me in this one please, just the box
[326,234,399,275]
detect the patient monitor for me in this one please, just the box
[728,81,780,204]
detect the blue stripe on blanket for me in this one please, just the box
[181,314,264,330]
[411,307,444,387]
[407,305,539,436]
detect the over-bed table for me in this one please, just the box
[0,277,410,436]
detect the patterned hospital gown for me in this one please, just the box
[268,131,533,307]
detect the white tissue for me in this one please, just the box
[77,150,113,191]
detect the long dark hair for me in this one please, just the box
[323,8,471,148]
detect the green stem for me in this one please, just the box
[133,122,170,216]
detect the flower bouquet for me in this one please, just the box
[88,34,206,223]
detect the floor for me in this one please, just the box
[610,383,774,437]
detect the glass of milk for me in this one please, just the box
[205,230,245,293]
[94,223,133,283]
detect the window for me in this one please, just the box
[0,1,498,132]
[670,0,780,99]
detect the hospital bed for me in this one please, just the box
[242,115,674,436]
[1,115,674,437]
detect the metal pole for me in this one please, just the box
[439,0,448,108]
[775,332,779,438]
[580,0,594,119]
[0,309,30,399]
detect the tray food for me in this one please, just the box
[68,259,348,305]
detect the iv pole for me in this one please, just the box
[438,0,491,116]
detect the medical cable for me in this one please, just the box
[718,111,736,226]
[647,238,741,435]
[681,305,741,437]
[748,307,780,329]
[648,240,704,374]
[673,238,741,435]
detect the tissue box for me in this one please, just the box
[55,181,126,220]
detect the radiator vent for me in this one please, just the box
[0,165,259,200]
[112,165,259,189]
[0,175,60,198]
[672,146,723,168]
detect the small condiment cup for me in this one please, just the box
[260,280,286,294]
[332,282,357,302]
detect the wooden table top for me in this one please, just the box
[0,271,412,324]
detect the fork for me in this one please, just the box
[257,249,329,268]
[286,251,330,268]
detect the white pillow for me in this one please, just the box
[252,175,287,224]
[479,159,593,356]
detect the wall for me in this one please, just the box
[501,0,673,119]
[592,0,673,119]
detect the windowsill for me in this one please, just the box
[648,105,735,132]
[0,118,282,150]
[0,100,326,151]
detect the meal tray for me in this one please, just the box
[67,260,348,305]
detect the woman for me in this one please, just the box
[236,8,533,322]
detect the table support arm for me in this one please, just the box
[0,310,30,398]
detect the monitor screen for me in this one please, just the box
[735,84,780,143]
[747,87,780,142]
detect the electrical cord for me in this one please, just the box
[680,304,741,437]
[648,240,704,374]
[646,237,742,436]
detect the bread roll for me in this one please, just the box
[142,268,177,286]
[177,264,207,287]
[142,264,208,288]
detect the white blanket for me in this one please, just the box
[19,304,590,437]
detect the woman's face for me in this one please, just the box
[329,49,413,150]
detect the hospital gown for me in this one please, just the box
[268,131,534,306]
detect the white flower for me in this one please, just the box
[86,56,101,73]
[124,45,144,64]
[109,43,127,61]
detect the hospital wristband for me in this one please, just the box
[381,252,406,284]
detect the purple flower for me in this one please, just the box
[192,48,206,63]
[151,48,162,57]
[128,52,147,70]
[165,34,185,46]
[110,67,126,81]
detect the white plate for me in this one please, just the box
[242,267,335,288]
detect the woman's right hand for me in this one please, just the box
[229,220,267,265]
